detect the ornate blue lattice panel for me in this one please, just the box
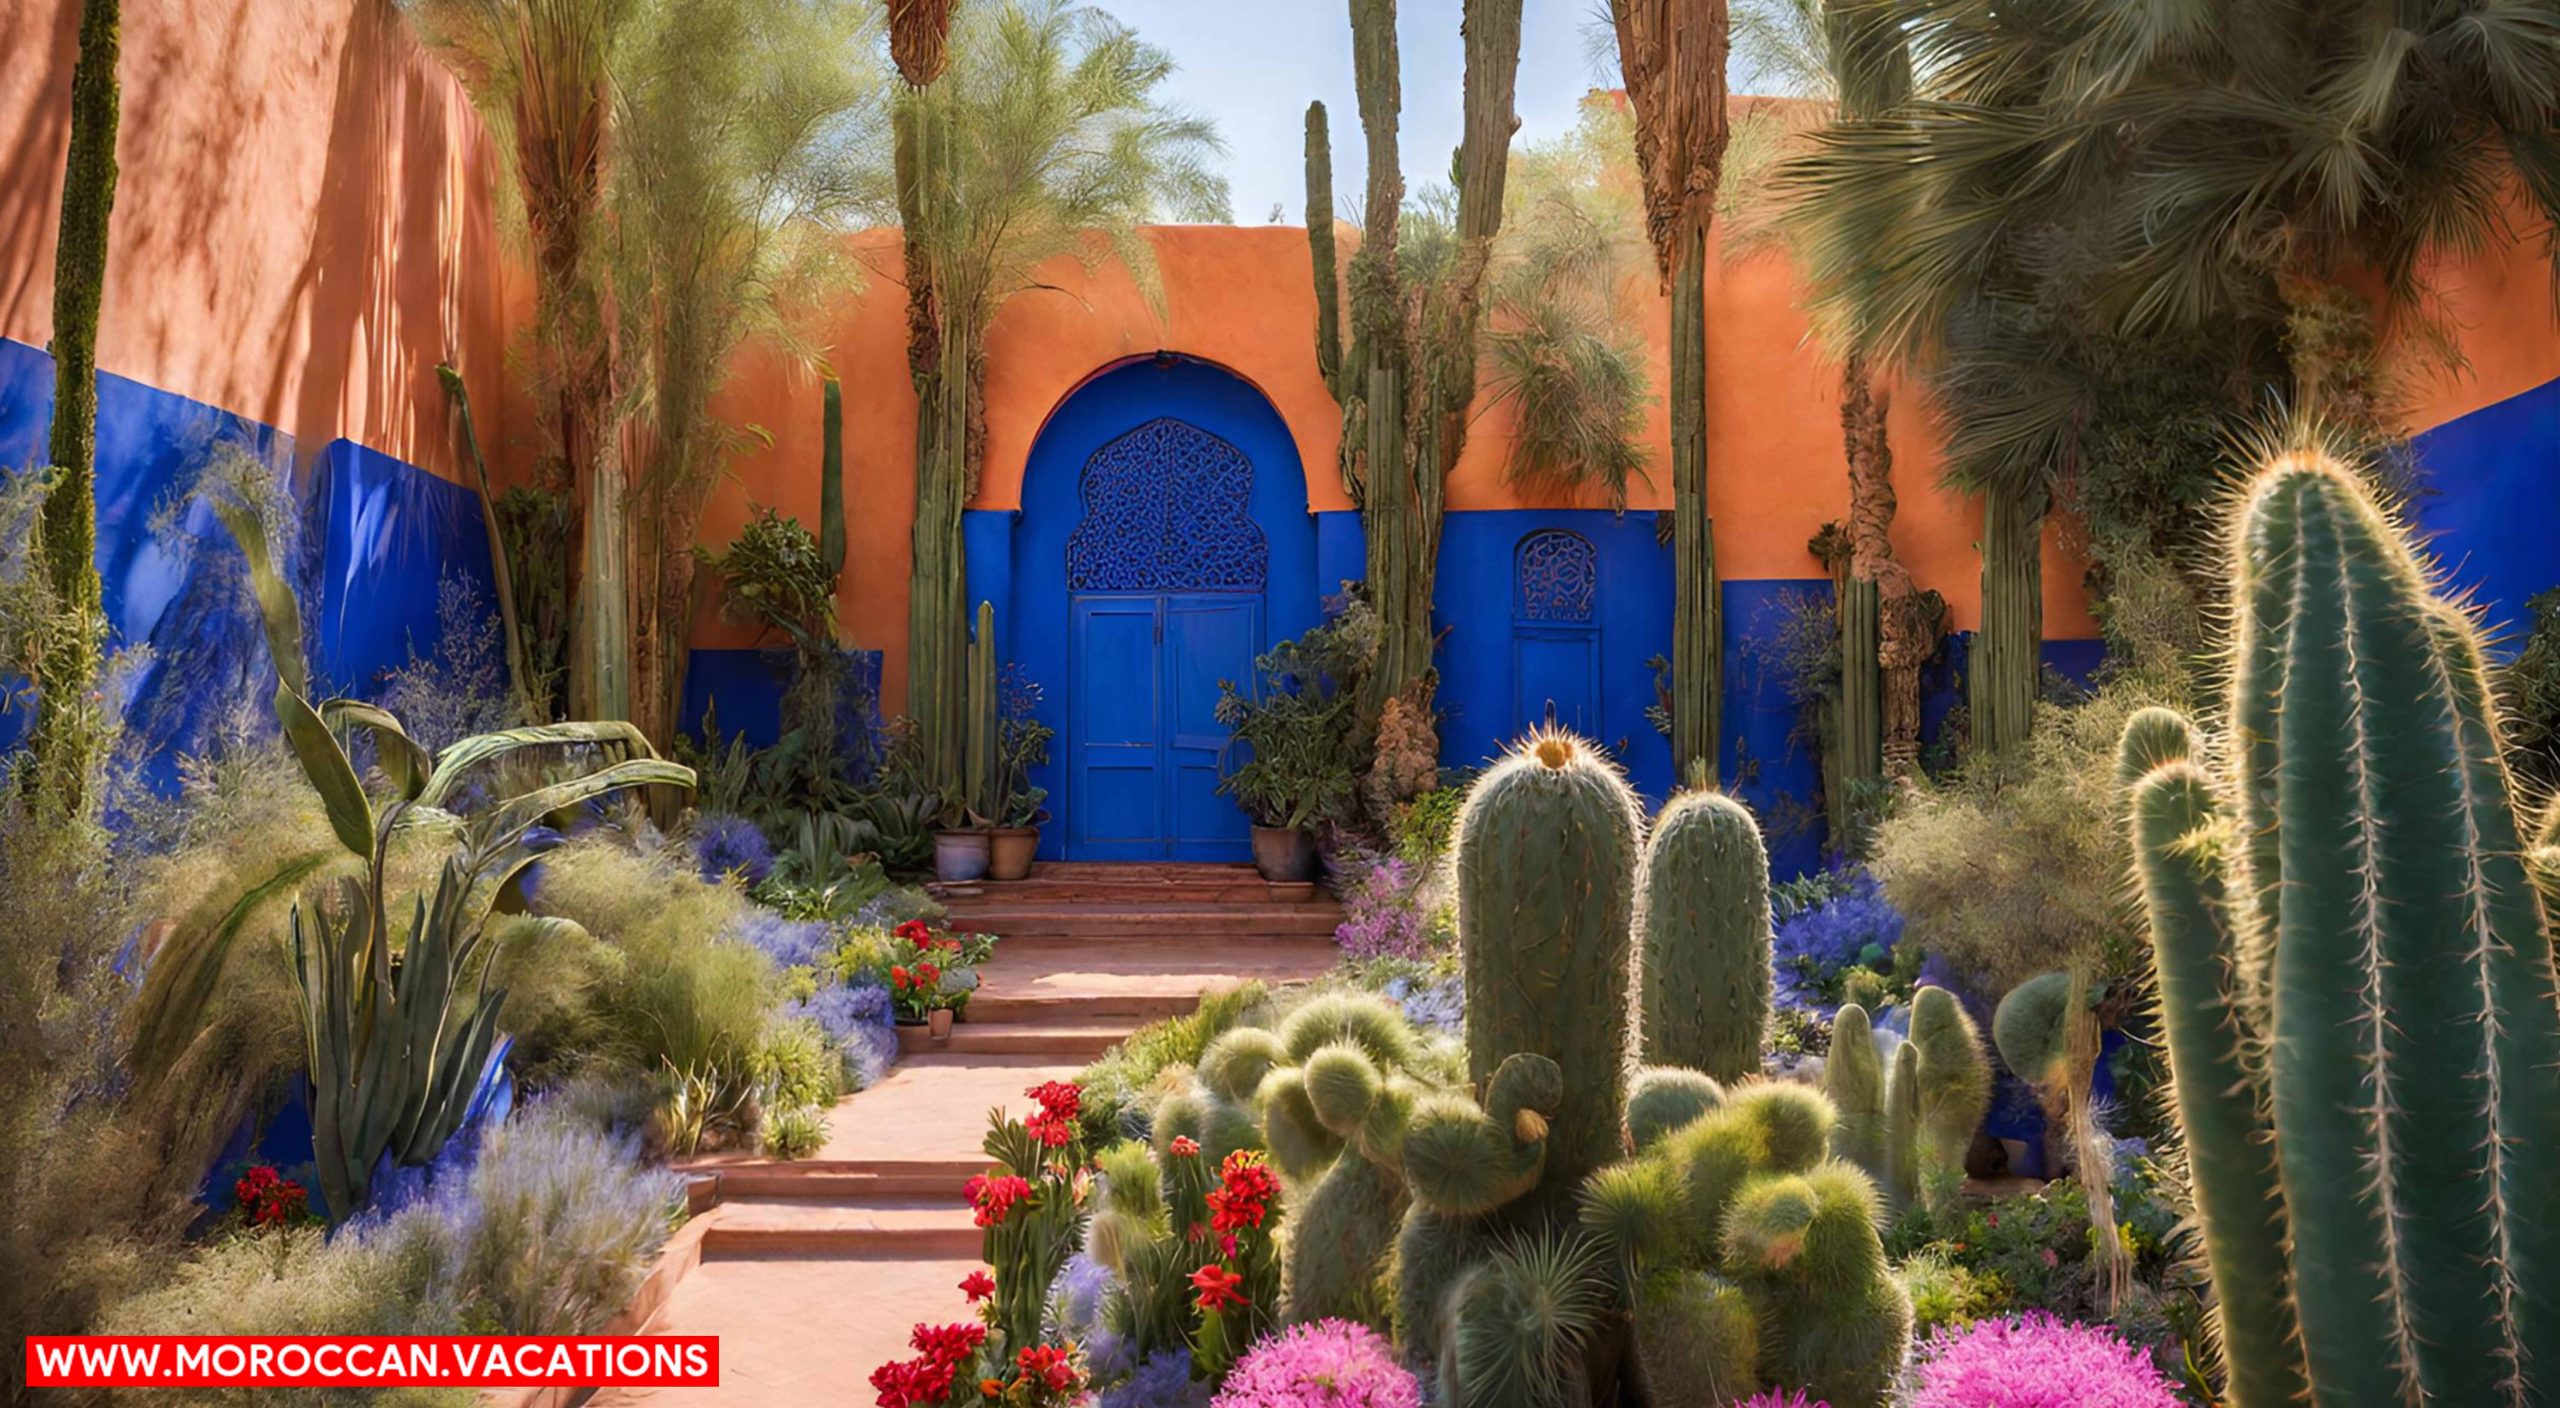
[1515,529,1598,622]
[1066,417,1269,593]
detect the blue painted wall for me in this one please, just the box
[0,336,492,788]
[1003,357,1322,860]
[2412,375,2560,649]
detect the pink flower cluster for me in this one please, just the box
[1209,1319,1420,1408]
[1908,1313,2177,1408]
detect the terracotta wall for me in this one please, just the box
[0,0,515,481]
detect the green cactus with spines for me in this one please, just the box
[1453,730,1643,1220]
[1721,1161,1911,1408]
[1196,1025,1287,1106]
[1882,1041,1921,1211]
[2115,703,2196,784]
[1402,1056,1560,1217]
[1580,1156,1685,1273]
[1629,1270,1759,1407]
[1825,1004,1886,1178]
[1251,1066,1342,1180]
[1442,1229,1611,1408]
[1150,1077,1259,1167]
[1638,788,1773,1082]
[1279,990,1422,1069]
[2123,448,2560,1406]
[1086,1140,1165,1274]
[1285,1137,1406,1324]
[1991,970,2074,1088]
[1627,1066,1724,1152]
[1906,985,1989,1181]
[1395,1208,1489,1373]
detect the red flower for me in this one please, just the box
[1189,1262,1249,1313]
[1169,1135,1200,1158]
[1015,1345,1079,1392]
[964,1173,1031,1227]
[891,965,913,989]
[896,919,934,944]
[1205,1149,1279,1240]
[980,1380,1004,1398]
[1025,1080,1082,1121]
[916,961,942,988]
[870,1323,985,1408]
[960,1269,995,1303]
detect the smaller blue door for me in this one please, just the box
[1512,529,1601,736]
[1071,593,1262,860]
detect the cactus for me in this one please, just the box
[1906,985,1989,1180]
[962,600,999,823]
[1630,1271,1759,1407]
[1971,481,2046,753]
[1824,1004,1885,1178]
[1627,1066,1723,1152]
[2125,448,2560,1406]
[1721,1162,1912,1408]
[1453,730,1643,1219]
[1882,1041,1921,1211]
[2113,703,2195,784]
[1443,1229,1611,1408]
[1991,971,2074,1087]
[819,379,846,585]
[1639,789,1773,1081]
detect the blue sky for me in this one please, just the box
[1089,0,1620,225]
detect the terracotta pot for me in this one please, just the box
[986,825,1040,881]
[1250,825,1318,883]
[933,829,991,883]
[927,1008,955,1042]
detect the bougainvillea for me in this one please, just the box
[869,1321,988,1408]
[231,1165,308,1228]
[1908,1313,2177,1408]
[1208,1319,1422,1408]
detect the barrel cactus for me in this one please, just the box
[1639,788,1772,1082]
[2124,447,2560,1407]
[1251,993,1433,1323]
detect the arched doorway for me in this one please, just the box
[1010,356,1319,861]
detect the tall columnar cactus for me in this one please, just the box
[962,601,999,823]
[1824,1003,1886,1177]
[1639,790,1772,1081]
[1906,985,1990,1185]
[819,378,847,586]
[2125,448,2560,1407]
[1454,730,1643,1217]
[1971,481,2046,753]
[1838,575,1882,788]
[1883,1040,1921,1211]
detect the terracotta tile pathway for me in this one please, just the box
[584,864,1339,1406]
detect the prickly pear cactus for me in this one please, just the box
[2126,447,2560,1407]
[1639,789,1772,1082]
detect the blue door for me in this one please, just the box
[1513,529,1601,736]
[1062,416,1273,860]
[1071,593,1262,860]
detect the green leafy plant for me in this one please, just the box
[1213,606,1375,833]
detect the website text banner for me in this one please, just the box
[25,1336,719,1388]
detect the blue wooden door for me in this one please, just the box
[1070,593,1260,860]
[1061,417,1272,860]
[1512,529,1601,737]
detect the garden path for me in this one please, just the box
[587,864,1340,1405]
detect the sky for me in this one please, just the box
[1086,0,1622,225]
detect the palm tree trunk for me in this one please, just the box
[28,0,121,823]
[1668,224,1717,778]
[1971,479,2045,753]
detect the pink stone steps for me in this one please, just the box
[895,1018,1133,1059]
[698,1198,981,1258]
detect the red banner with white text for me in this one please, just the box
[24,1336,719,1389]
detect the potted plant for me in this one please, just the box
[986,667,1053,881]
[938,601,1009,884]
[887,919,996,1039]
[1215,614,1368,884]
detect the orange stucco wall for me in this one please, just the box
[702,218,2105,704]
[0,0,515,483]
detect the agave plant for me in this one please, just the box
[129,495,693,1083]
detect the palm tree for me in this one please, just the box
[1610,0,1731,781]
[1779,0,2560,752]
[24,0,122,827]
[407,0,634,724]
[605,0,887,754]
[888,0,1230,792]
[1733,0,1940,785]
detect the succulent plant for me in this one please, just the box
[1639,789,1773,1082]
[2125,448,2560,1405]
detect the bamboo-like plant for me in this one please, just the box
[1610,0,1730,780]
[1303,0,1527,723]
[886,0,1229,793]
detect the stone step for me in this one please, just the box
[949,905,1344,939]
[698,1199,981,1259]
[964,989,1204,1023]
[896,1020,1134,1059]
[704,1162,983,1201]
[942,862,1303,906]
